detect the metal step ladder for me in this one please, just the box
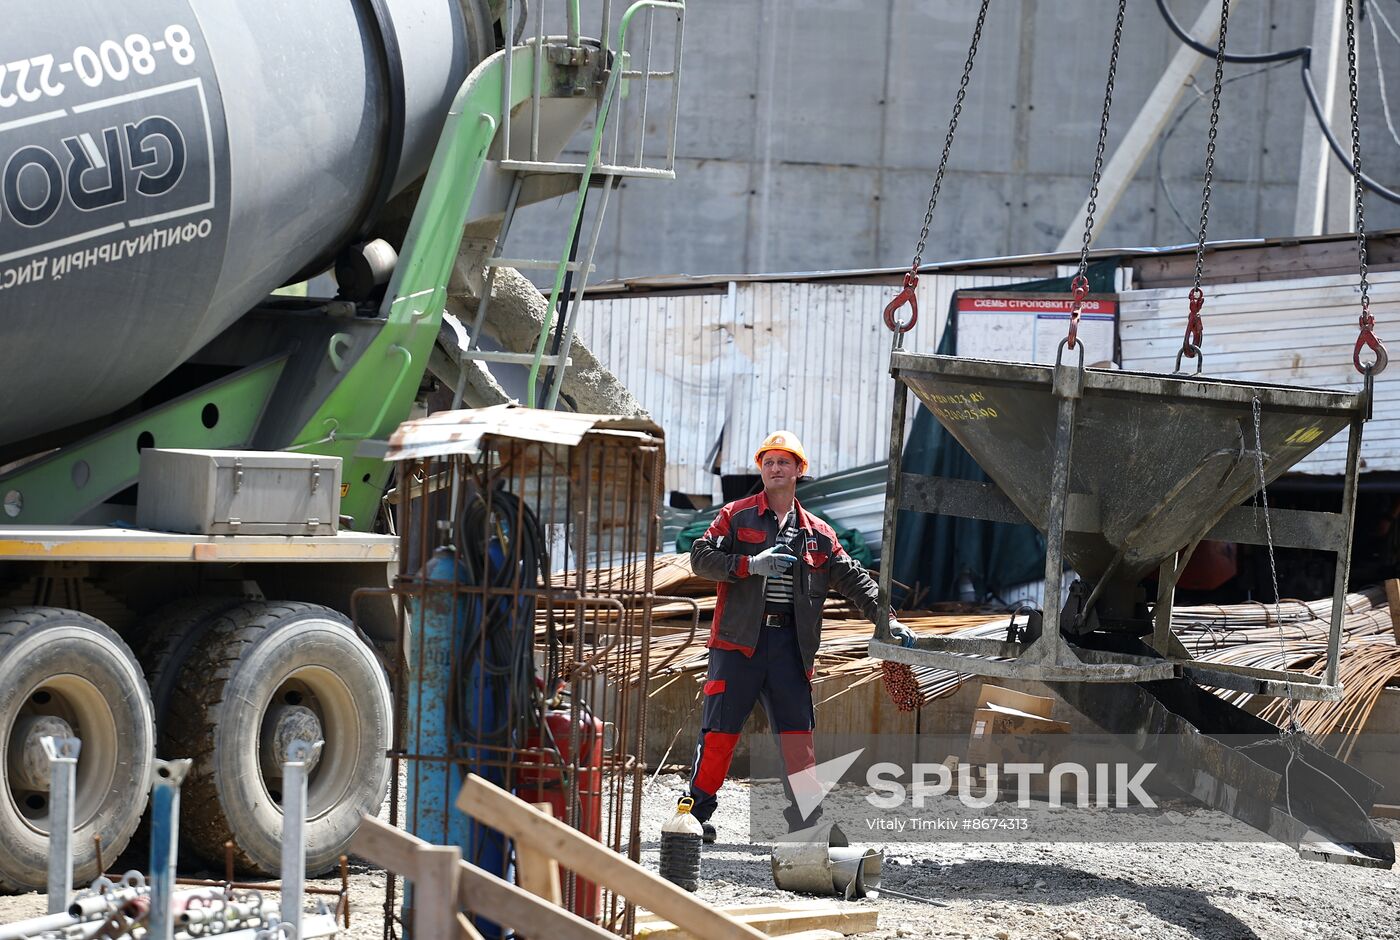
[452,0,685,409]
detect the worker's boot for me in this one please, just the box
[701,821,717,844]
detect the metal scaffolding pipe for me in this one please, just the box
[280,739,323,939]
[42,736,81,916]
[148,759,192,940]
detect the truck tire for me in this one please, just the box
[0,608,155,891]
[164,602,392,875]
[135,596,246,744]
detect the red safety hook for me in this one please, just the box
[1065,274,1090,349]
[1180,286,1205,358]
[1354,304,1390,375]
[883,272,919,333]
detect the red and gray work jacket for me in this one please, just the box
[690,492,884,674]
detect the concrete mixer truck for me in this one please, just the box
[0,0,683,890]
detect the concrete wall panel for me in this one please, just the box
[1021,0,1172,179]
[877,169,1013,266]
[493,1,1400,284]
[881,1,1021,174]
[748,162,880,272]
[760,0,890,168]
[614,157,754,277]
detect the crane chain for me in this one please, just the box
[883,0,990,335]
[1346,0,1388,376]
[1066,0,1128,351]
[1178,0,1232,372]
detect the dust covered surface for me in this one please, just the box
[634,774,1400,940]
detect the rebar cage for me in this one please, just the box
[377,409,667,937]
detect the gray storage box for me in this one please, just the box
[137,449,341,536]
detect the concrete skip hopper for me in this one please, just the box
[871,348,1370,700]
[868,347,1394,868]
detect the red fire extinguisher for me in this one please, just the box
[517,704,606,920]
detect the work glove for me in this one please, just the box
[748,546,797,577]
[888,619,916,647]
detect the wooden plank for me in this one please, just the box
[517,803,563,904]
[1384,580,1400,643]
[1372,804,1400,821]
[457,860,616,940]
[635,904,822,926]
[456,774,769,940]
[1130,235,1400,289]
[350,815,420,878]
[636,907,879,940]
[351,816,614,940]
[414,845,462,940]
[456,912,486,940]
[635,902,859,927]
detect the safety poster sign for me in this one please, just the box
[954,292,1119,366]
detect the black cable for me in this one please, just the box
[1155,0,1308,63]
[451,486,547,751]
[1155,0,1400,204]
[1155,61,1293,238]
[1298,56,1400,203]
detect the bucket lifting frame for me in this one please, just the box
[870,346,1371,702]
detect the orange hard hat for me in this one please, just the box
[754,430,808,474]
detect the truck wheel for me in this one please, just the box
[135,596,245,744]
[165,602,392,875]
[0,608,155,891]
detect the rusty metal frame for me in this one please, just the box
[366,414,664,939]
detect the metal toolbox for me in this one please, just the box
[136,449,341,536]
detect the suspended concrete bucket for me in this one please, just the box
[771,823,883,898]
[871,348,1372,701]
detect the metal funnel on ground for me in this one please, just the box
[770,823,884,898]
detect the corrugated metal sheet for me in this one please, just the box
[573,289,733,498]
[574,273,1038,501]
[1119,269,1400,475]
[386,403,661,460]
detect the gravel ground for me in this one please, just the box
[3,773,1397,940]
[634,774,1400,940]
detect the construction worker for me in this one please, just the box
[684,430,915,842]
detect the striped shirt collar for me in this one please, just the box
[756,489,805,527]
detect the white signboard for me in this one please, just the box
[954,293,1119,366]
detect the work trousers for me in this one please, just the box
[687,619,816,825]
